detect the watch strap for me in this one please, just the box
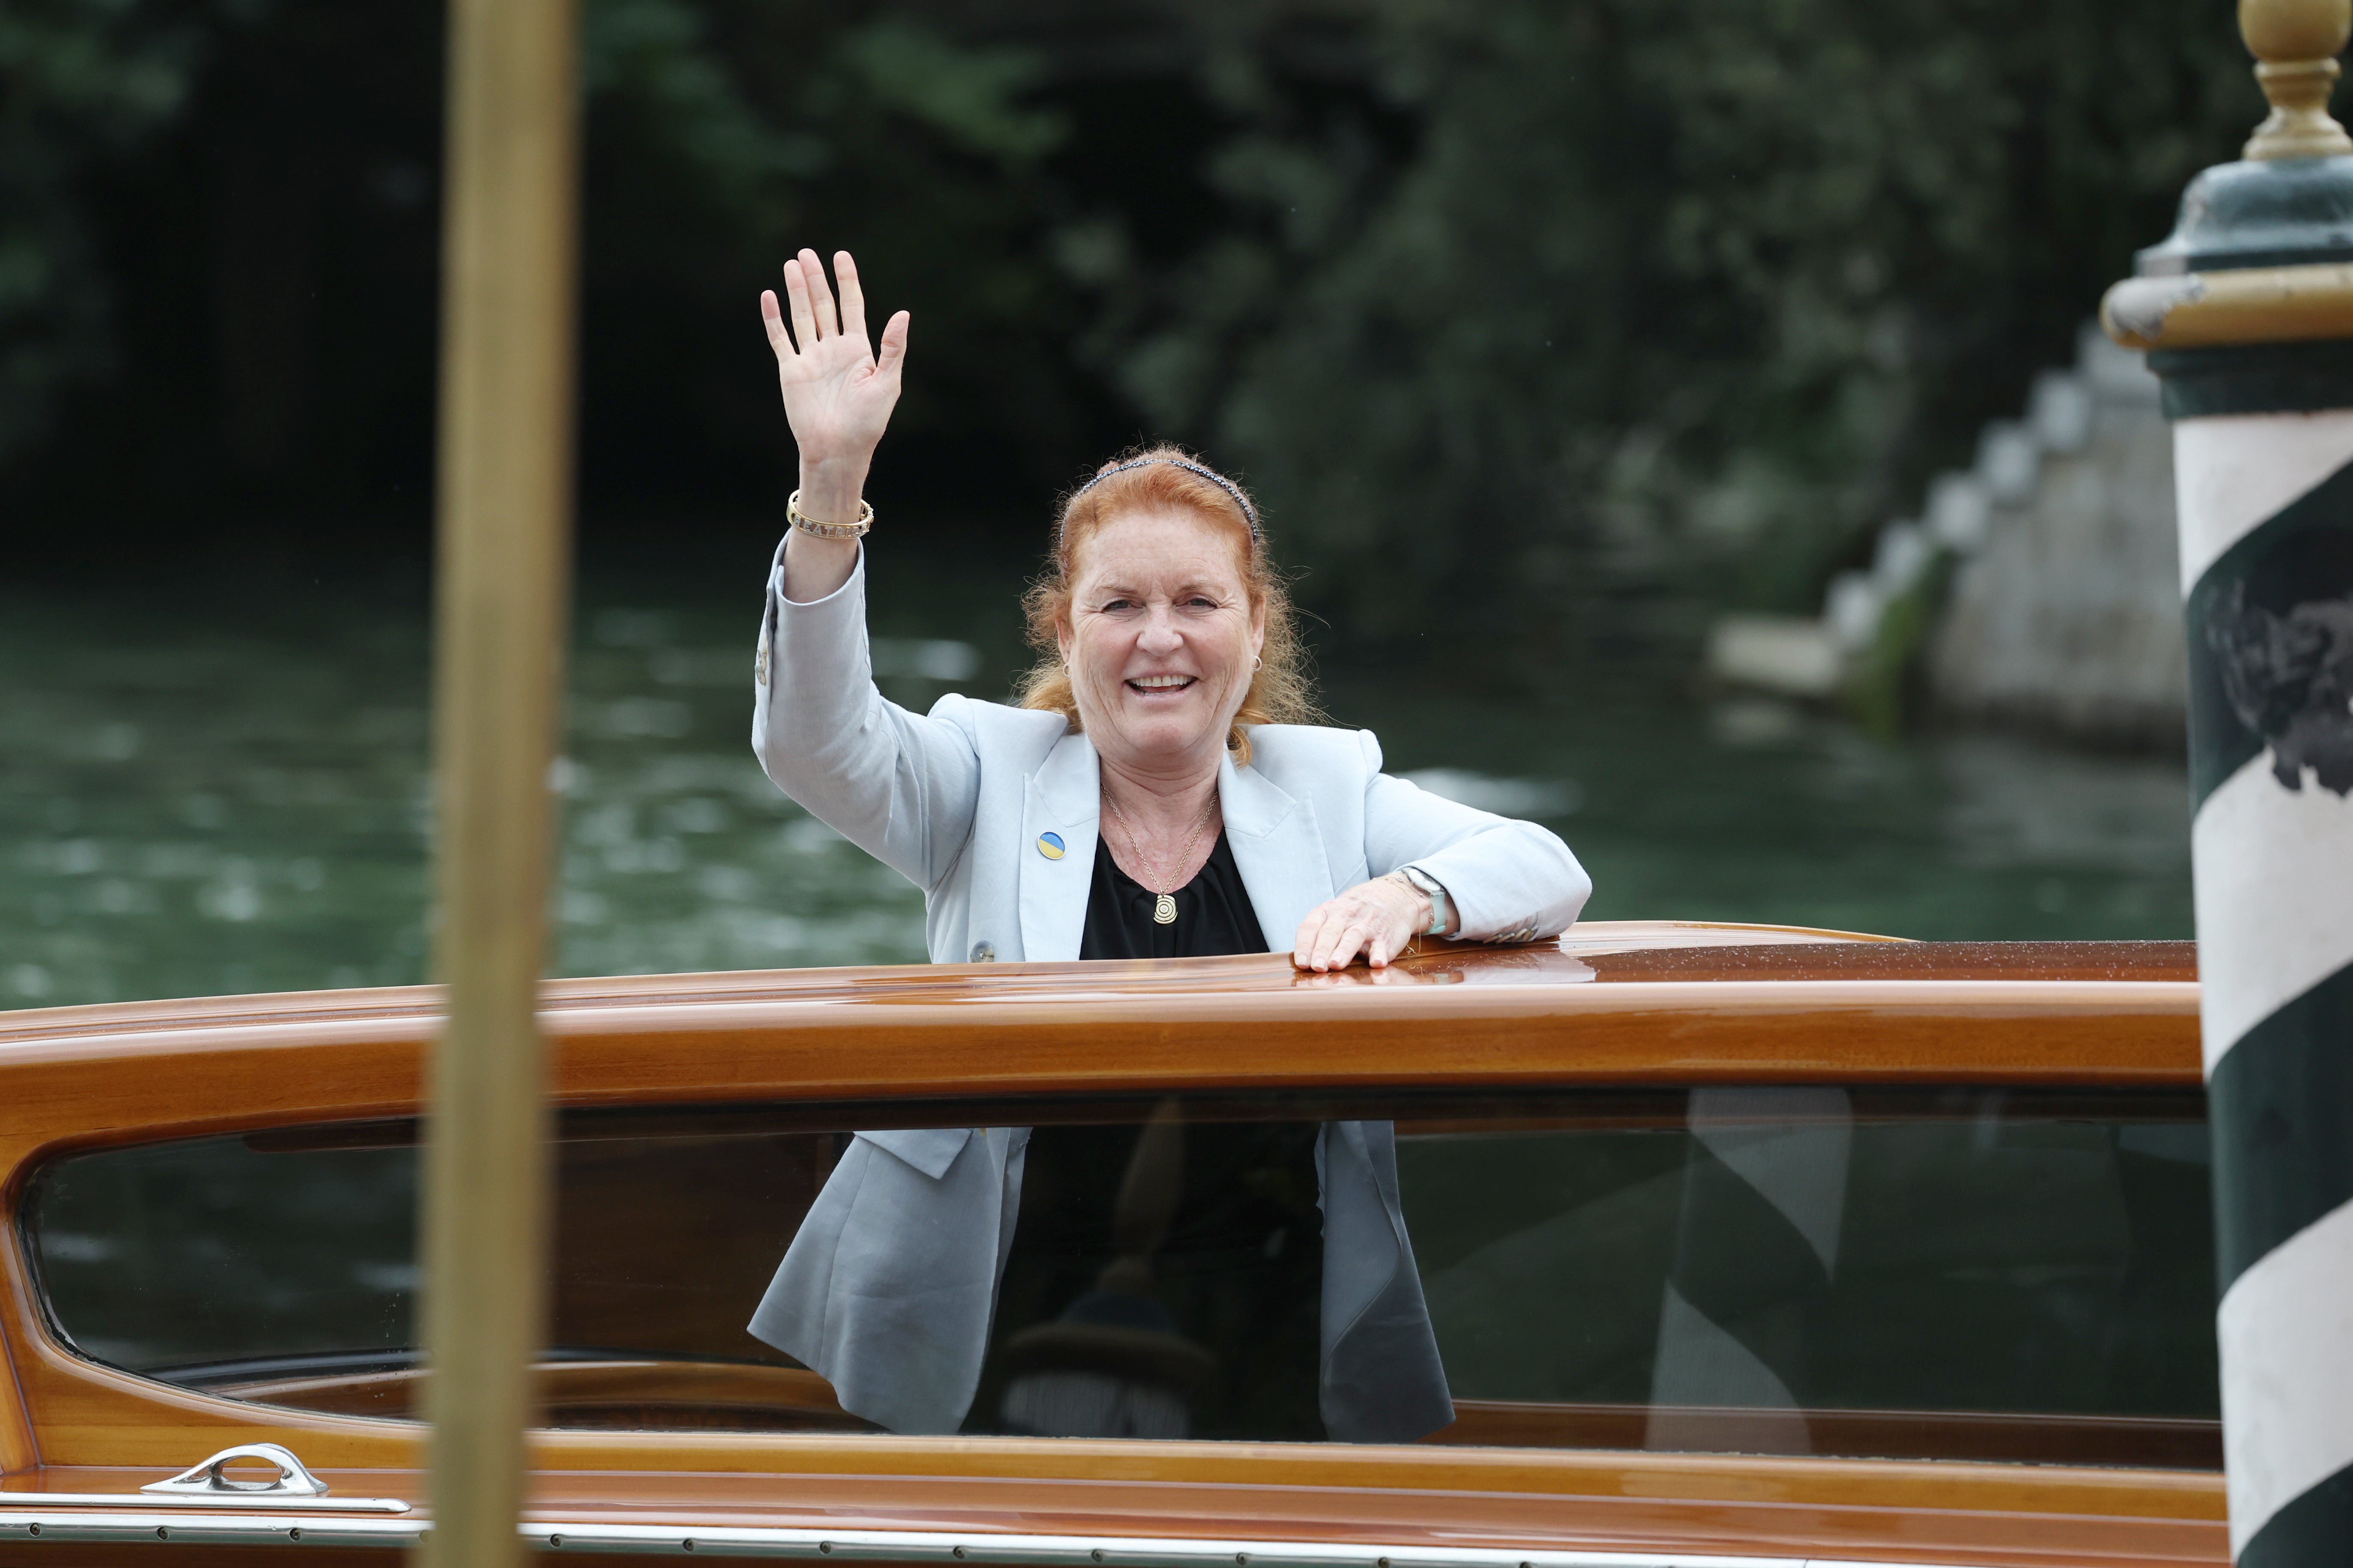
[1395,865,1451,936]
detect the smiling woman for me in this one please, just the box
[755,248,1592,973]
[1013,453,1318,949]
[746,248,1593,1446]
[1012,451,1316,764]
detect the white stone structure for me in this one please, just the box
[1705,323,2188,748]
[1929,326,2185,745]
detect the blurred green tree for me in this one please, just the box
[1072,0,2257,652]
[0,0,2276,659]
[0,0,1081,527]
[0,0,202,464]
[576,0,1082,511]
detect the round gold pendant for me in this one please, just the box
[1153,893,1178,925]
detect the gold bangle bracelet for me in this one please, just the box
[787,489,875,540]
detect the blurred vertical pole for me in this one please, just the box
[421,0,581,1551]
[2103,2,2353,1564]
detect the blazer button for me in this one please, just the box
[968,940,995,963]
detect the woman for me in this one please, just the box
[744,249,1591,1442]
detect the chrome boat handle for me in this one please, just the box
[10,1441,409,1514]
[141,1442,331,1498]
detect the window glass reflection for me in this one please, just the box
[21,1087,2218,1465]
[980,1113,1326,1441]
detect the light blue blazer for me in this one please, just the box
[744,546,1592,1440]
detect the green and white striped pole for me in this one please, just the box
[2104,2,2353,1561]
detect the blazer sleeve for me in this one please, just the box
[1355,730,1592,942]
[752,542,982,892]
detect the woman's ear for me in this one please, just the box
[1055,614,1073,667]
[1249,597,1268,659]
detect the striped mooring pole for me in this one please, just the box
[2103,0,2353,1562]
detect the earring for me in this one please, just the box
[1252,656,1263,672]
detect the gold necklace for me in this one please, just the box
[1102,788,1219,925]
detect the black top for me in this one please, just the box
[970,827,1324,1441]
[1078,828,1269,960]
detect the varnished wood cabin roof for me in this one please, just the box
[0,921,2196,1047]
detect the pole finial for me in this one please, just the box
[2242,0,2353,159]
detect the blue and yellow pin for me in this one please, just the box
[1036,831,1066,860]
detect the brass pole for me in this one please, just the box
[421,0,581,1552]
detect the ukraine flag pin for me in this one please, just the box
[1036,831,1066,860]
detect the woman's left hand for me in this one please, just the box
[1292,875,1430,971]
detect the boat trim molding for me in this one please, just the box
[2,1491,409,1512]
[0,1511,1978,1565]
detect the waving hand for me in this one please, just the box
[761,248,909,491]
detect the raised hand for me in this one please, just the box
[761,248,909,518]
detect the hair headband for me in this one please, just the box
[1064,457,1260,542]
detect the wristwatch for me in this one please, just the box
[1393,865,1453,937]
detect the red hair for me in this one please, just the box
[1017,446,1316,764]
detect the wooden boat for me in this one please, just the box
[0,921,2224,1564]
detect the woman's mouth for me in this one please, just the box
[1126,674,1196,694]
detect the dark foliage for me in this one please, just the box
[0,0,2267,654]
[1070,0,2257,648]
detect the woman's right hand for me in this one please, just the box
[761,248,909,520]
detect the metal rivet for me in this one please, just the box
[289,1527,303,1541]
[157,1527,170,1539]
[551,1535,564,1548]
[819,1545,834,1555]
[1237,1555,1250,1564]
[953,1548,969,1559]
[27,1523,39,1536]
[1091,1553,1105,1564]
[684,1541,698,1552]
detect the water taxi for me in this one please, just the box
[0,921,2221,1565]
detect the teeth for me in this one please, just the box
[1130,675,1192,689]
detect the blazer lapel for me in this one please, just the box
[1018,731,1100,961]
[1222,751,1332,952]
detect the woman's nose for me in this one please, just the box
[1137,607,1183,653]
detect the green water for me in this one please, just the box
[0,556,2194,1011]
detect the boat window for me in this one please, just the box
[20,1087,2218,1466]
